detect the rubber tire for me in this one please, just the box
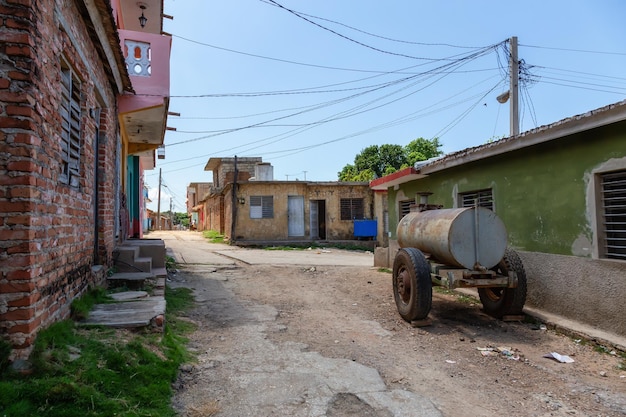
[478,249,527,318]
[392,248,432,321]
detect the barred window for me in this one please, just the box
[250,196,273,219]
[399,199,413,219]
[600,170,626,260]
[459,189,493,211]
[340,198,364,220]
[60,59,82,187]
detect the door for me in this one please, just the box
[310,200,326,240]
[288,196,305,237]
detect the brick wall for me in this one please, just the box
[0,0,120,358]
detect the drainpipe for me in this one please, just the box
[92,108,102,265]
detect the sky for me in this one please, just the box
[147,0,626,212]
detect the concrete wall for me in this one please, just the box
[224,181,373,243]
[381,121,626,337]
[0,1,120,357]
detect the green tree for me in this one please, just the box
[338,137,443,181]
[405,137,443,165]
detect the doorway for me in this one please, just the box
[309,200,326,240]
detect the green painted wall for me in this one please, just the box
[390,123,626,256]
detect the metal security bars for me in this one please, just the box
[601,171,626,260]
[250,196,273,219]
[459,189,494,211]
[340,198,364,220]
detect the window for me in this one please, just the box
[399,199,413,219]
[250,196,273,219]
[600,170,626,260]
[340,198,364,220]
[459,189,493,211]
[60,59,82,187]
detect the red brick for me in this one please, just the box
[0,79,9,89]
[2,32,31,45]
[0,116,32,129]
[5,45,32,57]
[6,160,39,172]
[7,70,29,81]
[6,105,34,118]
[1,307,35,321]
[0,281,36,293]
[9,293,41,308]
[7,317,42,335]
[5,269,37,280]
[0,201,36,212]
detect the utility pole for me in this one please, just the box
[169,198,173,230]
[509,36,519,137]
[157,168,162,230]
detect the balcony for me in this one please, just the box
[117,30,171,155]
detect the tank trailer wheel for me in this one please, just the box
[478,249,527,318]
[392,248,432,322]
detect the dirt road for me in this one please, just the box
[152,231,626,417]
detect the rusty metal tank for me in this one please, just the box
[397,207,507,270]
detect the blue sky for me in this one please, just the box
[147,0,626,212]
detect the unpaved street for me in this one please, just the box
[151,231,626,417]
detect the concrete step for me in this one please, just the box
[114,256,152,273]
[114,246,140,268]
[107,272,153,289]
[122,239,166,268]
[79,296,166,330]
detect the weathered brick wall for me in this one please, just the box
[0,0,119,358]
[229,182,373,241]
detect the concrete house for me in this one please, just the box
[370,100,626,338]
[195,158,377,246]
[0,0,171,358]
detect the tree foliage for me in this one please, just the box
[338,137,443,181]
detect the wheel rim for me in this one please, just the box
[482,287,504,302]
[397,267,411,304]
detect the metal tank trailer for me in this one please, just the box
[393,198,527,322]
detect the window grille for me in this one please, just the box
[60,60,82,188]
[459,189,493,211]
[399,199,413,219]
[601,170,626,260]
[250,196,273,219]
[340,198,364,220]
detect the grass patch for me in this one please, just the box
[70,287,113,321]
[433,287,479,304]
[202,230,225,243]
[0,285,195,417]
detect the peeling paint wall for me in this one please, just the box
[386,122,626,336]
[226,182,373,243]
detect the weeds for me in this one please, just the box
[202,230,225,243]
[0,285,195,417]
[433,287,479,304]
[70,287,113,320]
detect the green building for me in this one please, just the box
[372,100,626,339]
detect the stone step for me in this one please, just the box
[79,297,166,330]
[107,272,153,289]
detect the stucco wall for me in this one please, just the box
[381,121,626,337]
[389,125,626,255]
[227,182,373,242]
[519,251,626,336]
